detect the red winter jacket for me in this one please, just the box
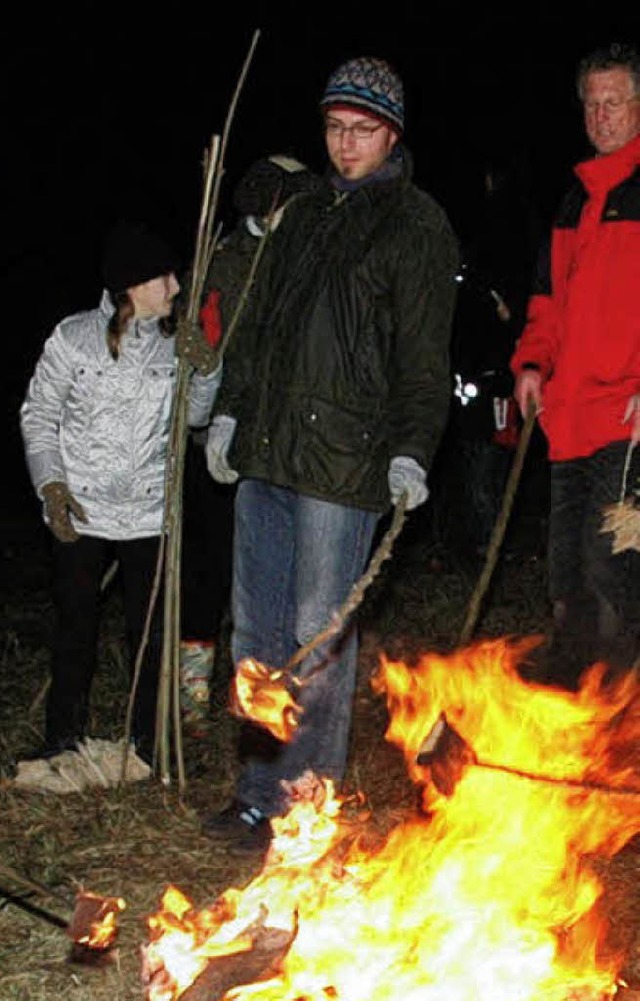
[511,134,640,460]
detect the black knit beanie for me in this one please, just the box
[102,222,179,293]
[232,155,317,218]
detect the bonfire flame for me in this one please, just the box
[231,658,302,741]
[143,886,255,999]
[144,639,640,1001]
[143,777,346,1000]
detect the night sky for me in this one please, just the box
[2,9,638,511]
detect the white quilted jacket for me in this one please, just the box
[21,292,220,540]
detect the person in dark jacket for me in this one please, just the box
[512,42,640,684]
[180,156,319,722]
[204,57,458,851]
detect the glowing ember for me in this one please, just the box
[68,891,125,950]
[231,658,302,741]
[144,639,640,1001]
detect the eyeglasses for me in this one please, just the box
[583,96,639,116]
[325,120,385,141]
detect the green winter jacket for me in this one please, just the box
[216,156,459,512]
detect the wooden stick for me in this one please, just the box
[0,886,68,931]
[188,140,222,318]
[618,438,636,503]
[198,29,261,306]
[216,209,274,358]
[155,31,261,791]
[458,400,537,646]
[284,493,408,676]
[121,533,166,779]
[0,863,72,907]
[190,29,261,314]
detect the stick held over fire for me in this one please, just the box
[229,496,408,742]
[415,712,479,795]
[417,712,640,799]
[231,658,303,742]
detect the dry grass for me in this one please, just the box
[1,506,639,999]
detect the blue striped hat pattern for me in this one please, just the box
[320,57,404,133]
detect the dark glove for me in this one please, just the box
[41,481,88,543]
[175,317,220,376]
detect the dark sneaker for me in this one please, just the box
[202,800,272,853]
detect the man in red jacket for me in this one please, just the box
[512,42,640,684]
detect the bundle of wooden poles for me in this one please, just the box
[121,31,261,790]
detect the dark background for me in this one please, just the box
[2,9,638,515]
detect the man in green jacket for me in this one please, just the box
[205,56,458,851]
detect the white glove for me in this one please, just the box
[388,455,428,511]
[206,416,239,484]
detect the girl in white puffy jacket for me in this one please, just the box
[20,223,221,763]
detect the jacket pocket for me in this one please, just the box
[291,395,387,501]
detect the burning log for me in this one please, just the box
[415,712,476,796]
[176,925,293,1001]
[144,643,640,1001]
[142,906,295,1001]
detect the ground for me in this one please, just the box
[1,477,639,1001]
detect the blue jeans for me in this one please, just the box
[548,440,640,674]
[232,479,379,815]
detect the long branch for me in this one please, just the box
[193,29,261,313]
[156,31,261,791]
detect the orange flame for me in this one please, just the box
[72,892,126,950]
[143,885,255,999]
[231,658,302,742]
[144,639,640,1001]
[143,780,345,1000]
